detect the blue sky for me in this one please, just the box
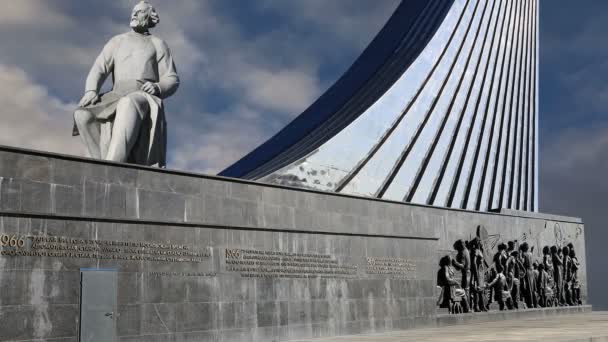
[0,0,606,308]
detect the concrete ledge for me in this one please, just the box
[0,210,438,240]
[294,307,600,342]
[0,144,582,224]
[436,304,592,327]
[499,208,583,224]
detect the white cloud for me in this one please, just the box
[542,124,608,179]
[243,67,320,114]
[260,0,400,50]
[210,56,322,114]
[0,64,84,156]
[160,28,206,75]
[169,105,268,174]
[0,0,73,27]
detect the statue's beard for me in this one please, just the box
[130,17,149,30]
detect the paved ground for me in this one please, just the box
[294,312,608,342]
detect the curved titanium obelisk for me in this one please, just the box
[221,0,539,213]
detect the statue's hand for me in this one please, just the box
[79,91,99,107]
[141,82,160,96]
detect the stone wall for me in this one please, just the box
[0,146,587,341]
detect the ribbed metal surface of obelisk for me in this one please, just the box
[221,0,539,213]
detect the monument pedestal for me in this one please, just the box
[0,146,588,341]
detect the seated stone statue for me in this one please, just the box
[73,1,179,167]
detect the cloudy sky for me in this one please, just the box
[0,0,399,173]
[538,0,608,309]
[0,0,607,308]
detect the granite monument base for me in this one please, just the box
[0,146,588,341]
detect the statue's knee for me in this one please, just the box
[116,97,135,112]
[74,109,94,126]
[116,96,147,121]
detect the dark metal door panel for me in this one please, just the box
[79,269,117,342]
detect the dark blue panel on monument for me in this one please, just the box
[220,0,454,178]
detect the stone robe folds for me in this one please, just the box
[73,31,179,167]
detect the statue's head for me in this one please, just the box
[130,1,160,30]
[567,242,574,251]
[453,239,465,252]
[469,237,479,250]
[507,240,515,250]
[439,255,451,267]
